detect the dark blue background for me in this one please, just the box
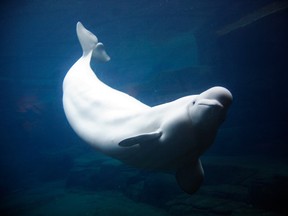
[0,0,287,197]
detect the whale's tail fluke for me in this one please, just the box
[76,22,110,62]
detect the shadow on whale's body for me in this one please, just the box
[62,22,233,194]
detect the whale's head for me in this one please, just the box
[188,87,232,130]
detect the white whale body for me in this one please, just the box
[63,22,233,194]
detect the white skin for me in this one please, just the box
[63,22,233,193]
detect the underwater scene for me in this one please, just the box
[0,0,287,215]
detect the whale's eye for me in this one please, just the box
[192,100,196,105]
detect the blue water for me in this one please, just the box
[0,0,287,215]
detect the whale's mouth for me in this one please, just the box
[197,99,223,108]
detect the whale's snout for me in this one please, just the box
[188,86,232,128]
[200,86,233,108]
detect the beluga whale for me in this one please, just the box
[62,22,233,194]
